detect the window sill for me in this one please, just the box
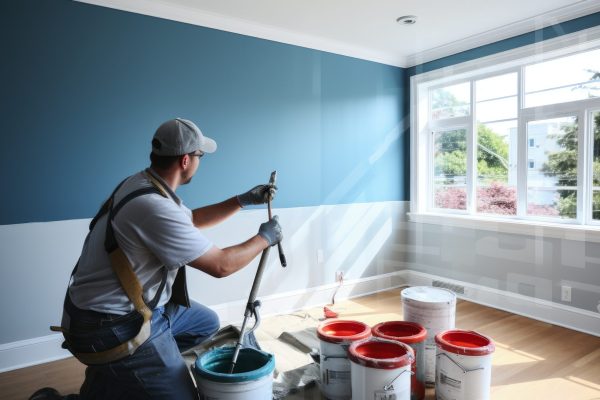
[407,212,600,243]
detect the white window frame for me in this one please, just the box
[409,26,600,242]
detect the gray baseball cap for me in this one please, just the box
[152,118,217,156]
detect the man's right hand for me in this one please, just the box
[258,215,283,246]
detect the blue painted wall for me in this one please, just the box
[0,0,408,225]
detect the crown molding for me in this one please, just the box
[74,0,405,67]
[405,1,600,67]
[74,0,600,69]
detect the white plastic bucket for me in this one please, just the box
[372,321,427,400]
[348,337,414,400]
[317,320,371,400]
[193,347,275,400]
[401,286,456,385]
[435,330,495,400]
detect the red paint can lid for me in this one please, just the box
[317,320,371,344]
[435,330,495,356]
[348,338,414,369]
[372,321,427,344]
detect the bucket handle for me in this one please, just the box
[383,368,413,391]
[436,353,484,374]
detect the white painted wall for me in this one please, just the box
[0,201,408,371]
[2,200,599,372]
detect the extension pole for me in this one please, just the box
[228,171,277,374]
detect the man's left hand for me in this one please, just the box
[237,183,277,207]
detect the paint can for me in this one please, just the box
[401,286,456,385]
[193,347,275,400]
[317,319,371,400]
[348,337,414,400]
[372,321,427,400]
[435,330,495,400]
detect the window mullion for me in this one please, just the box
[583,110,592,224]
[517,67,527,218]
[468,81,476,214]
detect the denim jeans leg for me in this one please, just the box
[79,308,198,400]
[164,300,220,352]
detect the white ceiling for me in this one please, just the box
[79,0,600,67]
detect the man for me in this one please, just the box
[56,118,282,399]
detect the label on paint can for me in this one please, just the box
[374,390,397,400]
[325,368,350,384]
[437,358,465,399]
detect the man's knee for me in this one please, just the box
[204,307,220,336]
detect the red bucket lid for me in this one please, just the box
[435,330,495,356]
[348,338,414,369]
[372,321,427,344]
[317,320,371,344]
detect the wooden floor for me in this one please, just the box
[2,289,599,399]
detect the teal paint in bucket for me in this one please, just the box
[194,347,275,399]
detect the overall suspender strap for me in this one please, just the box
[144,169,191,308]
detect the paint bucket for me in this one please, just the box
[348,337,414,400]
[193,347,275,400]
[372,321,427,400]
[401,286,456,385]
[317,319,371,400]
[435,330,495,400]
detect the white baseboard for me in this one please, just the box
[0,334,71,373]
[2,269,598,372]
[209,271,407,326]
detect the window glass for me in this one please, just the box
[433,129,467,210]
[476,73,517,102]
[526,116,578,219]
[476,121,517,215]
[431,83,470,120]
[476,97,518,122]
[524,48,600,107]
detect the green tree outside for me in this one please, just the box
[541,70,600,219]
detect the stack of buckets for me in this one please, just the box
[317,320,414,400]
[316,286,495,400]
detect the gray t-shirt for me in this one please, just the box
[69,169,212,315]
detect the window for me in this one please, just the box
[412,38,600,227]
[592,111,600,220]
[524,48,600,108]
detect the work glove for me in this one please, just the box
[258,215,283,246]
[237,183,277,207]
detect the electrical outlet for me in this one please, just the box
[335,270,344,282]
[561,285,572,302]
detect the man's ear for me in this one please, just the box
[180,154,190,169]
